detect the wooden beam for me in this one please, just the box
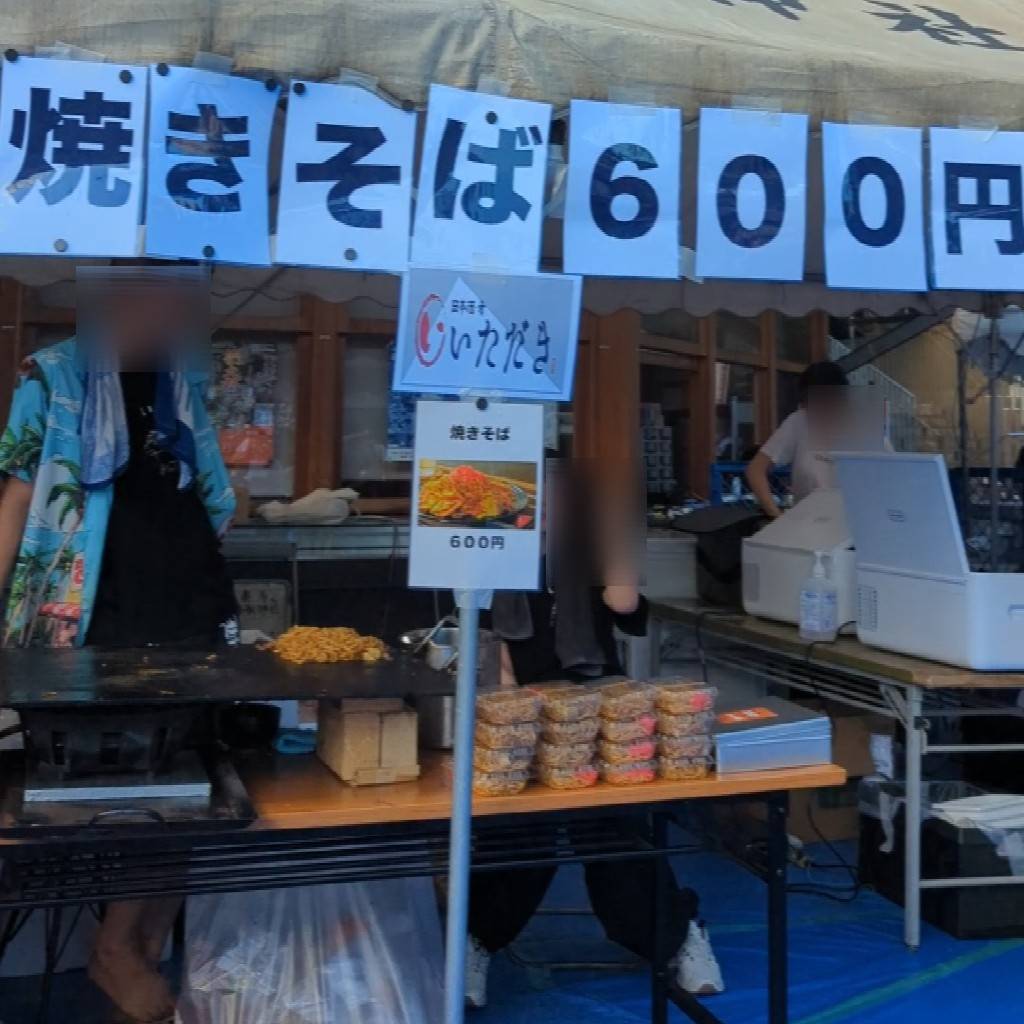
[639,332,703,359]
[294,296,348,495]
[689,316,717,498]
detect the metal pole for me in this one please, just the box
[903,687,924,951]
[989,313,1001,571]
[957,346,969,526]
[443,589,482,1024]
[767,792,790,1024]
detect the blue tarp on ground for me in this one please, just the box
[484,841,1024,1024]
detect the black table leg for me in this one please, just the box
[36,907,63,1024]
[651,810,670,1024]
[766,791,789,1024]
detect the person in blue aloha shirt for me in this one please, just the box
[0,272,237,1023]
[0,339,234,648]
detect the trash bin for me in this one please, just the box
[859,779,1024,939]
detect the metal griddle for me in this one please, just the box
[0,645,454,709]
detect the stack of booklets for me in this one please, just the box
[714,697,832,773]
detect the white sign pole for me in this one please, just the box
[443,585,489,1024]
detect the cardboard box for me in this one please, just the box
[317,698,420,786]
[744,701,893,843]
[786,702,893,843]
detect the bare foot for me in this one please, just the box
[88,943,175,1023]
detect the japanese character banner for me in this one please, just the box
[929,126,1024,291]
[823,122,927,292]
[409,398,543,591]
[411,84,551,273]
[144,65,280,265]
[695,107,809,282]
[392,267,582,401]
[563,99,681,279]
[276,81,416,272]
[0,56,147,257]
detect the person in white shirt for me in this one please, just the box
[745,361,849,517]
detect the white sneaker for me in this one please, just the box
[675,920,725,996]
[465,935,491,1009]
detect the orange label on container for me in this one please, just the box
[718,707,779,725]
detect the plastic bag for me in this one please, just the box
[257,488,358,525]
[175,879,443,1024]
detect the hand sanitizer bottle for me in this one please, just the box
[799,550,838,642]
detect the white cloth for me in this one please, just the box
[759,409,834,502]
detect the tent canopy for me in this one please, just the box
[8,1,1024,128]
[3,0,1023,317]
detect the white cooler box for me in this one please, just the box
[834,452,1024,670]
[742,488,857,631]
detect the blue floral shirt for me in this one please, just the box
[0,339,235,647]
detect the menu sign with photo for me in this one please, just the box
[409,400,543,591]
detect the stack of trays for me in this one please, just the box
[713,696,832,774]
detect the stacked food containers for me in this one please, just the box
[534,686,602,789]
[655,683,717,780]
[597,682,660,784]
[472,691,542,795]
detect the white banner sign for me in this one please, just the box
[276,81,416,272]
[0,56,147,257]
[410,399,543,591]
[393,266,581,401]
[563,99,681,279]
[145,65,280,265]
[695,107,808,282]
[823,123,927,292]
[930,126,1024,291]
[411,84,551,272]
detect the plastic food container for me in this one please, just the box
[473,746,534,772]
[443,759,530,795]
[658,755,713,781]
[476,690,542,726]
[537,763,599,790]
[475,720,541,750]
[536,740,596,767]
[658,734,713,758]
[656,711,715,737]
[534,686,603,723]
[541,717,600,744]
[598,738,657,764]
[599,681,657,721]
[599,759,657,785]
[600,713,658,743]
[656,683,718,715]
[473,768,530,796]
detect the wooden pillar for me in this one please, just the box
[758,310,778,441]
[688,316,717,498]
[0,278,25,424]
[294,296,348,495]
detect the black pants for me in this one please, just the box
[468,857,698,959]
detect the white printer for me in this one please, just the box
[833,452,1024,670]
[742,488,857,630]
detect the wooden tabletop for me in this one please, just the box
[652,599,1024,690]
[239,751,846,831]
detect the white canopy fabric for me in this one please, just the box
[4,0,1024,316]
[8,1,1024,128]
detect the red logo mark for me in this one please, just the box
[415,293,445,367]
